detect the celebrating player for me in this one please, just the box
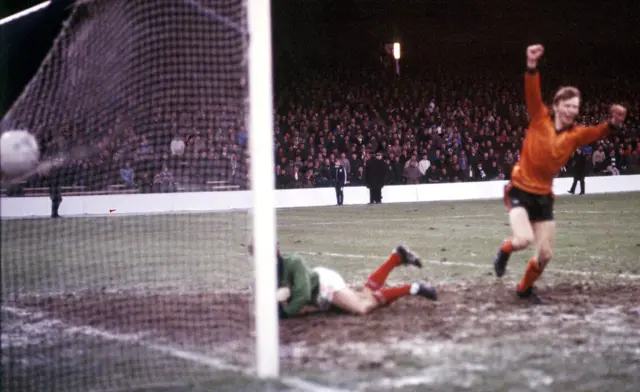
[251,244,438,318]
[493,44,628,304]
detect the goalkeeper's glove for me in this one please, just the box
[276,287,291,302]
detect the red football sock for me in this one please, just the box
[365,252,401,290]
[501,238,513,254]
[374,285,412,305]
[517,258,542,293]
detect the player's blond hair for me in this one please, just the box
[553,86,581,106]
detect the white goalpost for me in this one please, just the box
[247,0,280,380]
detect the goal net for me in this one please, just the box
[1,0,278,390]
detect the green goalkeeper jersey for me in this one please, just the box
[279,253,320,316]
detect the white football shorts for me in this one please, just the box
[312,266,347,309]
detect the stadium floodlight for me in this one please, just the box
[393,42,401,60]
[393,42,401,76]
[0,1,51,26]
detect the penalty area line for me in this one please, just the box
[297,251,640,280]
[281,209,635,227]
[1,306,347,392]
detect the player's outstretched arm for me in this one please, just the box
[572,104,628,147]
[524,44,547,122]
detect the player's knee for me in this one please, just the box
[538,248,553,265]
[356,302,377,316]
[513,234,533,250]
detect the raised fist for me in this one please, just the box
[526,44,544,68]
[609,104,627,126]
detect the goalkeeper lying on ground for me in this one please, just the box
[251,244,438,318]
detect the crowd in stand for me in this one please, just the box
[273,68,640,190]
[17,111,249,194]
[8,66,639,195]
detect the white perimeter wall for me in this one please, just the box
[2,175,639,219]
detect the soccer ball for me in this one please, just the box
[0,130,40,180]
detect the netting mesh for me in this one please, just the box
[1,0,258,391]
[2,0,249,193]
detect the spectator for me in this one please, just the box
[138,171,154,193]
[317,160,332,187]
[349,152,363,177]
[592,145,607,172]
[277,168,291,189]
[384,157,396,185]
[568,149,587,194]
[474,163,488,181]
[139,136,153,156]
[351,166,366,186]
[302,169,316,188]
[450,163,465,182]
[438,168,451,183]
[120,161,135,188]
[365,152,387,204]
[331,159,347,206]
[339,152,351,175]
[616,146,629,173]
[424,165,440,183]
[486,160,503,180]
[291,166,302,188]
[392,155,404,184]
[604,150,621,176]
[154,164,177,192]
[403,160,421,184]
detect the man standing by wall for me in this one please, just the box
[568,148,587,195]
[331,159,347,206]
[35,144,65,219]
[365,152,387,204]
[37,160,63,219]
[49,167,63,218]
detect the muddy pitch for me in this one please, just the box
[5,280,640,368]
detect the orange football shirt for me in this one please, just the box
[510,70,611,195]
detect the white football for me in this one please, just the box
[0,130,40,180]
